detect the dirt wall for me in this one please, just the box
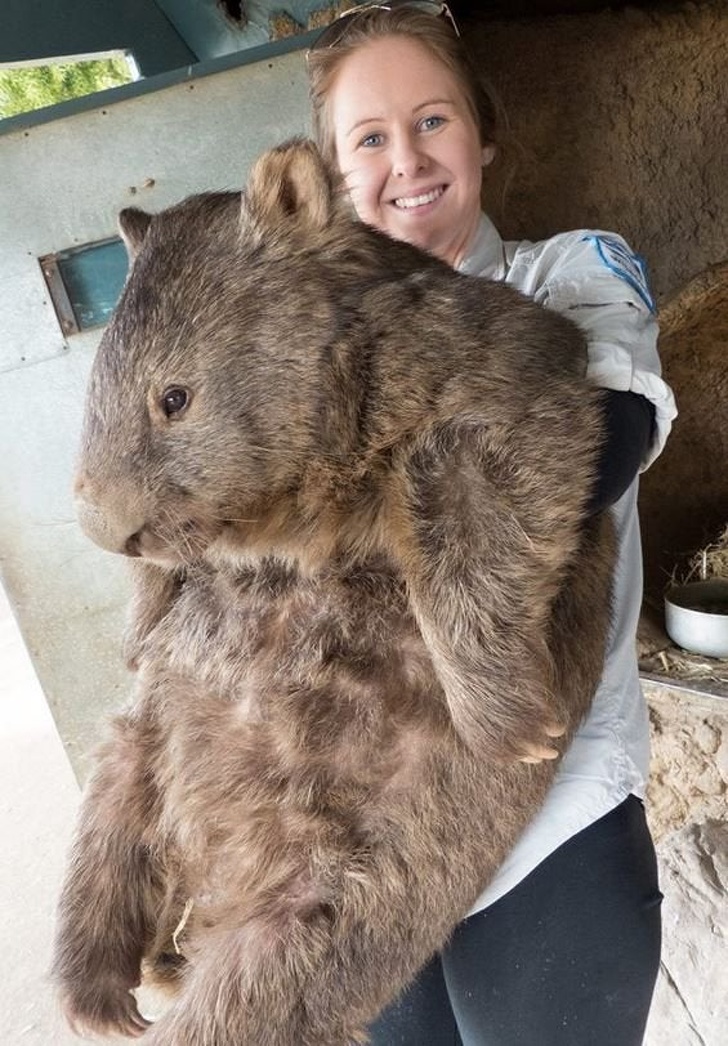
[466,1,727,602]
[639,261,728,599]
[471,0,727,303]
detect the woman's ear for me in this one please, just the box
[481,144,497,167]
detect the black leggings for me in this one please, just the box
[368,795,662,1046]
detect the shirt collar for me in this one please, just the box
[457,213,506,280]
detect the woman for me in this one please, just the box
[306,3,676,1044]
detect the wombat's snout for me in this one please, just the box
[74,470,147,557]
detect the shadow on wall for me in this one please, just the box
[638,259,728,605]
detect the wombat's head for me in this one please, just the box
[74,140,380,567]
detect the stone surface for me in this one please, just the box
[644,683,728,1045]
[645,819,728,1045]
[646,683,728,841]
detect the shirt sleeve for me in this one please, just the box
[527,231,677,470]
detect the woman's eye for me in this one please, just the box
[420,115,446,132]
[360,132,384,148]
[161,386,190,417]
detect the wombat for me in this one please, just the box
[53,139,615,1045]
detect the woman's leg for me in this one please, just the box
[367,951,463,1046]
[442,795,662,1046]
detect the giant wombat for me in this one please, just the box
[53,139,615,1044]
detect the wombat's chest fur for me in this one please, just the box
[143,559,443,826]
[137,555,486,964]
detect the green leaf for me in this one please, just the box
[0,56,133,118]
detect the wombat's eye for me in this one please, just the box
[161,386,190,418]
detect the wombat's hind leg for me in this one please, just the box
[139,914,362,1046]
[52,715,164,1038]
[62,980,151,1041]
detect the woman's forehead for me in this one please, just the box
[329,36,467,122]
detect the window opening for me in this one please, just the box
[40,239,129,335]
[0,51,138,120]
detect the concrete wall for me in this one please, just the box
[0,48,310,779]
[155,0,330,58]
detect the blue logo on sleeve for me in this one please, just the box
[583,234,657,314]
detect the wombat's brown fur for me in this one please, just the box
[54,139,615,1044]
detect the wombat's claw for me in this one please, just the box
[122,1011,152,1039]
[65,989,151,1041]
[518,721,567,764]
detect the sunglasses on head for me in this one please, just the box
[308,1,460,53]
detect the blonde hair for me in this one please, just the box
[307,6,503,170]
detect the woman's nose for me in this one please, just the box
[391,134,429,178]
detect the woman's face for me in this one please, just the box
[329,35,487,269]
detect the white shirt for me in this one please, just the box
[459,215,677,911]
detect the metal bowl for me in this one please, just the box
[664,578,728,658]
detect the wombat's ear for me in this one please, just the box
[242,138,338,241]
[118,207,153,260]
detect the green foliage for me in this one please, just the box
[0,56,133,118]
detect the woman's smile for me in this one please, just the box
[392,184,447,210]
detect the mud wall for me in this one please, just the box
[639,262,728,599]
[467,1,727,601]
[472,1,727,303]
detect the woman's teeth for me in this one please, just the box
[394,187,444,209]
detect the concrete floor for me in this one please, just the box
[0,581,83,1045]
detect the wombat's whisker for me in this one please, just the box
[176,524,199,560]
[150,505,200,562]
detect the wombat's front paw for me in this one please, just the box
[60,980,151,1040]
[517,721,567,764]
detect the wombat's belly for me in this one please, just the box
[139,557,461,938]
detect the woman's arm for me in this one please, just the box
[588,389,655,514]
[525,230,677,468]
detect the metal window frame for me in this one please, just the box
[39,236,125,335]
